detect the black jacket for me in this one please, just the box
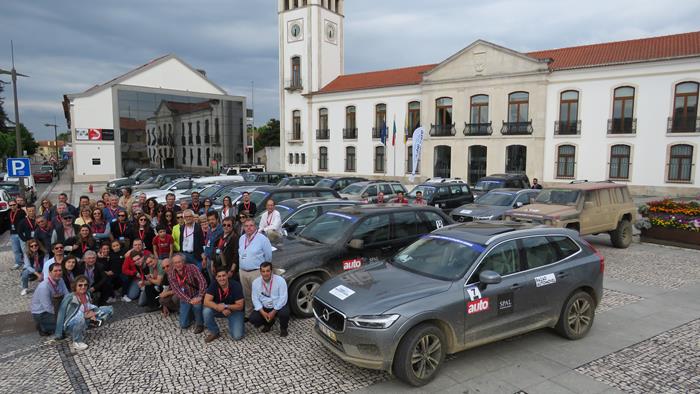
[209,231,240,273]
[108,251,125,275]
[52,223,81,245]
[9,209,26,235]
[178,222,204,258]
[17,216,37,242]
[236,200,257,217]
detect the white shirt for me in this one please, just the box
[259,210,282,234]
[182,224,195,252]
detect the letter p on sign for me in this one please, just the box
[7,158,31,177]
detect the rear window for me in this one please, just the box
[549,236,580,259]
[318,191,337,198]
[474,180,505,192]
[391,184,406,194]
[316,179,333,188]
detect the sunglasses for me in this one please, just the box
[30,244,39,248]
[77,283,88,288]
[54,246,64,250]
[176,216,183,219]
[222,224,233,228]
[9,203,16,207]
[118,214,126,217]
[139,218,147,221]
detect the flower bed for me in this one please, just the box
[638,198,700,249]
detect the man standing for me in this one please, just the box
[119,187,135,216]
[249,262,289,337]
[83,251,112,306]
[203,269,245,343]
[238,218,272,317]
[259,200,282,235]
[53,193,78,218]
[34,216,54,256]
[18,205,38,256]
[42,242,66,279]
[50,202,69,229]
[179,209,204,269]
[103,195,124,223]
[51,213,80,246]
[78,195,91,212]
[413,191,427,205]
[393,191,409,204]
[30,263,68,335]
[163,193,181,214]
[203,211,223,277]
[190,191,202,215]
[236,192,257,217]
[210,217,239,280]
[9,199,27,269]
[168,253,207,334]
[531,178,543,190]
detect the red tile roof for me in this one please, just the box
[316,31,700,94]
[164,101,212,114]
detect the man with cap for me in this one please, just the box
[8,198,27,269]
[51,213,80,247]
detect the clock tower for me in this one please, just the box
[278,0,344,172]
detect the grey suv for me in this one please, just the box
[339,181,407,201]
[313,222,604,386]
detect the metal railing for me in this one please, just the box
[607,118,636,134]
[554,120,581,135]
[667,116,700,133]
[343,128,357,139]
[429,123,456,137]
[316,129,330,140]
[284,79,303,91]
[372,127,383,139]
[463,122,493,136]
[287,130,302,142]
[501,121,533,135]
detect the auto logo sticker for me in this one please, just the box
[535,273,556,287]
[467,298,489,314]
[342,258,362,271]
[466,286,482,301]
[435,220,443,228]
[497,292,514,315]
[329,285,355,300]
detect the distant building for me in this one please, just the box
[36,140,66,160]
[64,54,247,182]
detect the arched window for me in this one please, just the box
[197,148,202,166]
[407,101,421,133]
[505,145,527,173]
[301,153,306,165]
[292,110,301,140]
[344,106,356,138]
[558,90,580,135]
[556,145,576,179]
[668,144,693,182]
[433,146,451,178]
[182,148,186,164]
[374,146,385,173]
[204,119,210,143]
[196,121,201,144]
[294,153,300,164]
[611,86,635,133]
[468,95,490,135]
[671,82,699,132]
[291,57,301,88]
[319,147,328,171]
[318,108,329,139]
[181,123,185,145]
[206,148,210,165]
[506,92,530,134]
[188,123,193,144]
[289,153,293,165]
[609,145,631,180]
[189,149,193,165]
[373,104,387,138]
[345,147,356,172]
[214,118,220,144]
[434,97,453,136]
[468,145,487,184]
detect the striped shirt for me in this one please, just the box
[167,264,206,302]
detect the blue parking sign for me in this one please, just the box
[7,158,32,177]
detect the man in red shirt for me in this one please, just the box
[393,191,409,204]
[168,253,207,334]
[121,239,151,302]
[414,191,427,205]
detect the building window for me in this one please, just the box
[319,147,328,171]
[189,149,193,165]
[196,121,201,144]
[204,119,210,143]
[505,145,527,174]
[432,97,453,136]
[468,145,487,185]
[671,82,699,133]
[344,106,356,139]
[289,153,293,164]
[206,148,210,165]
[182,148,186,164]
[373,104,387,139]
[291,56,301,88]
[294,153,300,164]
[318,108,329,139]
[610,86,635,133]
[609,144,631,180]
[181,123,185,145]
[301,153,306,165]
[346,146,356,172]
[668,144,693,182]
[92,158,101,165]
[433,145,451,178]
[374,146,385,173]
[467,95,490,135]
[406,145,415,173]
[188,123,193,144]
[292,110,301,140]
[214,118,220,144]
[407,101,420,134]
[557,90,580,135]
[556,145,576,179]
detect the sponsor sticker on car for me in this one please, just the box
[535,273,556,287]
[342,258,362,271]
[467,298,490,314]
[460,209,472,214]
[329,285,355,300]
[497,292,514,315]
[466,286,482,301]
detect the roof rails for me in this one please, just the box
[425,177,465,184]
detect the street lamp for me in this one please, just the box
[0,40,29,193]
[44,121,60,181]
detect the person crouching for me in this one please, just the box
[54,275,113,351]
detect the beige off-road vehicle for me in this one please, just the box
[503,181,636,248]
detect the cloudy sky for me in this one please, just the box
[1,0,698,140]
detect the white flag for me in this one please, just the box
[409,127,424,182]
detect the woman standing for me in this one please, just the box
[89,208,111,241]
[73,225,96,259]
[159,210,177,234]
[20,239,47,295]
[202,198,214,215]
[220,196,235,222]
[132,214,155,251]
[74,208,93,226]
[39,199,53,220]
[54,275,113,351]
[145,198,161,228]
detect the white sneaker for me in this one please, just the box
[73,342,88,351]
[20,288,28,296]
[106,297,117,304]
[121,295,132,302]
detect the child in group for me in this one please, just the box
[153,225,174,260]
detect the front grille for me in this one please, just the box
[313,298,345,332]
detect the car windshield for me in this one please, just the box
[0,184,19,193]
[408,186,436,200]
[159,179,181,190]
[298,212,354,244]
[127,170,143,180]
[535,189,581,205]
[341,184,364,195]
[136,172,153,181]
[475,192,515,206]
[249,191,269,207]
[474,180,505,192]
[212,186,242,204]
[242,173,258,182]
[392,235,485,281]
[316,179,333,188]
[198,185,221,199]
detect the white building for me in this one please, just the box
[278,0,700,196]
[64,54,246,183]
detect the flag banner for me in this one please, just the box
[380,121,387,145]
[409,127,424,182]
[392,118,397,146]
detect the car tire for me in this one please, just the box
[392,323,446,387]
[289,275,323,318]
[556,291,596,340]
[609,219,632,248]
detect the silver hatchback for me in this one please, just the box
[312,222,604,386]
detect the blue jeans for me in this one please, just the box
[21,269,40,289]
[179,301,203,329]
[11,234,23,268]
[32,312,55,334]
[120,275,141,300]
[65,306,113,343]
[203,307,245,339]
[183,252,202,270]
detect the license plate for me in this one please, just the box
[319,323,337,342]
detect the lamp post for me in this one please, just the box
[44,121,60,180]
[0,40,29,193]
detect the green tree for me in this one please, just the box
[0,81,9,132]
[0,123,38,157]
[57,131,71,142]
[253,118,280,152]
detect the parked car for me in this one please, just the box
[220,164,266,175]
[313,221,604,386]
[241,172,292,184]
[144,178,201,201]
[0,189,12,234]
[255,198,363,235]
[407,179,474,211]
[473,173,531,197]
[277,175,324,187]
[106,168,181,195]
[339,181,407,201]
[33,168,54,183]
[450,188,541,222]
[40,164,57,177]
[315,177,368,191]
[133,173,197,191]
[504,181,636,248]
[210,183,268,207]
[248,186,341,213]
[272,204,452,317]
[2,177,36,203]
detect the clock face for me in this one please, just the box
[291,24,301,38]
[287,19,303,42]
[324,21,337,44]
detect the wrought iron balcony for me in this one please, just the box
[501,121,533,135]
[316,129,330,140]
[554,120,581,135]
[372,127,384,139]
[667,116,700,133]
[463,122,493,136]
[287,130,302,142]
[284,78,303,91]
[429,123,456,137]
[343,128,357,139]
[607,118,636,134]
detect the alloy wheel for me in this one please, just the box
[296,282,320,315]
[567,298,592,335]
[410,334,442,380]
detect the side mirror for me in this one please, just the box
[515,201,523,208]
[348,239,364,250]
[479,270,502,285]
[170,187,177,191]
[283,221,299,233]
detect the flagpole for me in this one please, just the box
[392,114,396,178]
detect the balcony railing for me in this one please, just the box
[501,121,533,135]
[287,130,302,142]
[554,120,581,135]
[343,128,357,139]
[463,122,493,136]
[372,127,384,139]
[667,116,700,133]
[316,129,330,140]
[429,123,456,137]
[284,79,303,91]
[607,118,637,134]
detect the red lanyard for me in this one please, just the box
[244,231,257,250]
[82,243,88,253]
[26,218,35,231]
[184,225,194,239]
[78,293,89,312]
[262,277,273,296]
[223,207,229,216]
[266,212,274,226]
[34,255,40,271]
[10,210,18,224]
[139,229,145,240]
[110,207,119,217]
[218,237,226,249]
[192,203,199,212]
[175,270,187,289]
[119,222,126,235]
[202,229,207,240]
[48,277,59,294]
[243,202,251,211]
[218,285,229,301]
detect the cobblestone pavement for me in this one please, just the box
[596,289,643,313]
[576,319,700,393]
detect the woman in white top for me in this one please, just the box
[220,196,236,222]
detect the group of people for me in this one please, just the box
[360,190,426,205]
[10,187,290,351]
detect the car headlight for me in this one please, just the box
[108,182,116,187]
[348,314,400,329]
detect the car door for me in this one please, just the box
[433,186,451,209]
[580,190,603,234]
[463,239,531,344]
[419,210,447,232]
[285,206,321,233]
[343,214,391,269]
[390,210,423,252]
